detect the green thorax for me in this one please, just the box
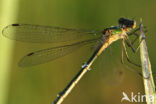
[109,26,122,35]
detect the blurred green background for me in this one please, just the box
[0,0,156,104]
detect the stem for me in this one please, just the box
[139,19,156,104]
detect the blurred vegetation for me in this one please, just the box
[0,0,156,104]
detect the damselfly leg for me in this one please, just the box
[121,38,141,67]
[126,27,147,53]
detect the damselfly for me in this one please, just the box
[2,18,143,104]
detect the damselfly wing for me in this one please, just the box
[2,24,103,67]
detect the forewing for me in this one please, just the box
[2,24,100,43]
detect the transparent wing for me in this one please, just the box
[2,24,101,43]
[19,38,100,67]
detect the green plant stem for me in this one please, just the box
[139,19,156,104]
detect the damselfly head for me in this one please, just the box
[118,17,136,29]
